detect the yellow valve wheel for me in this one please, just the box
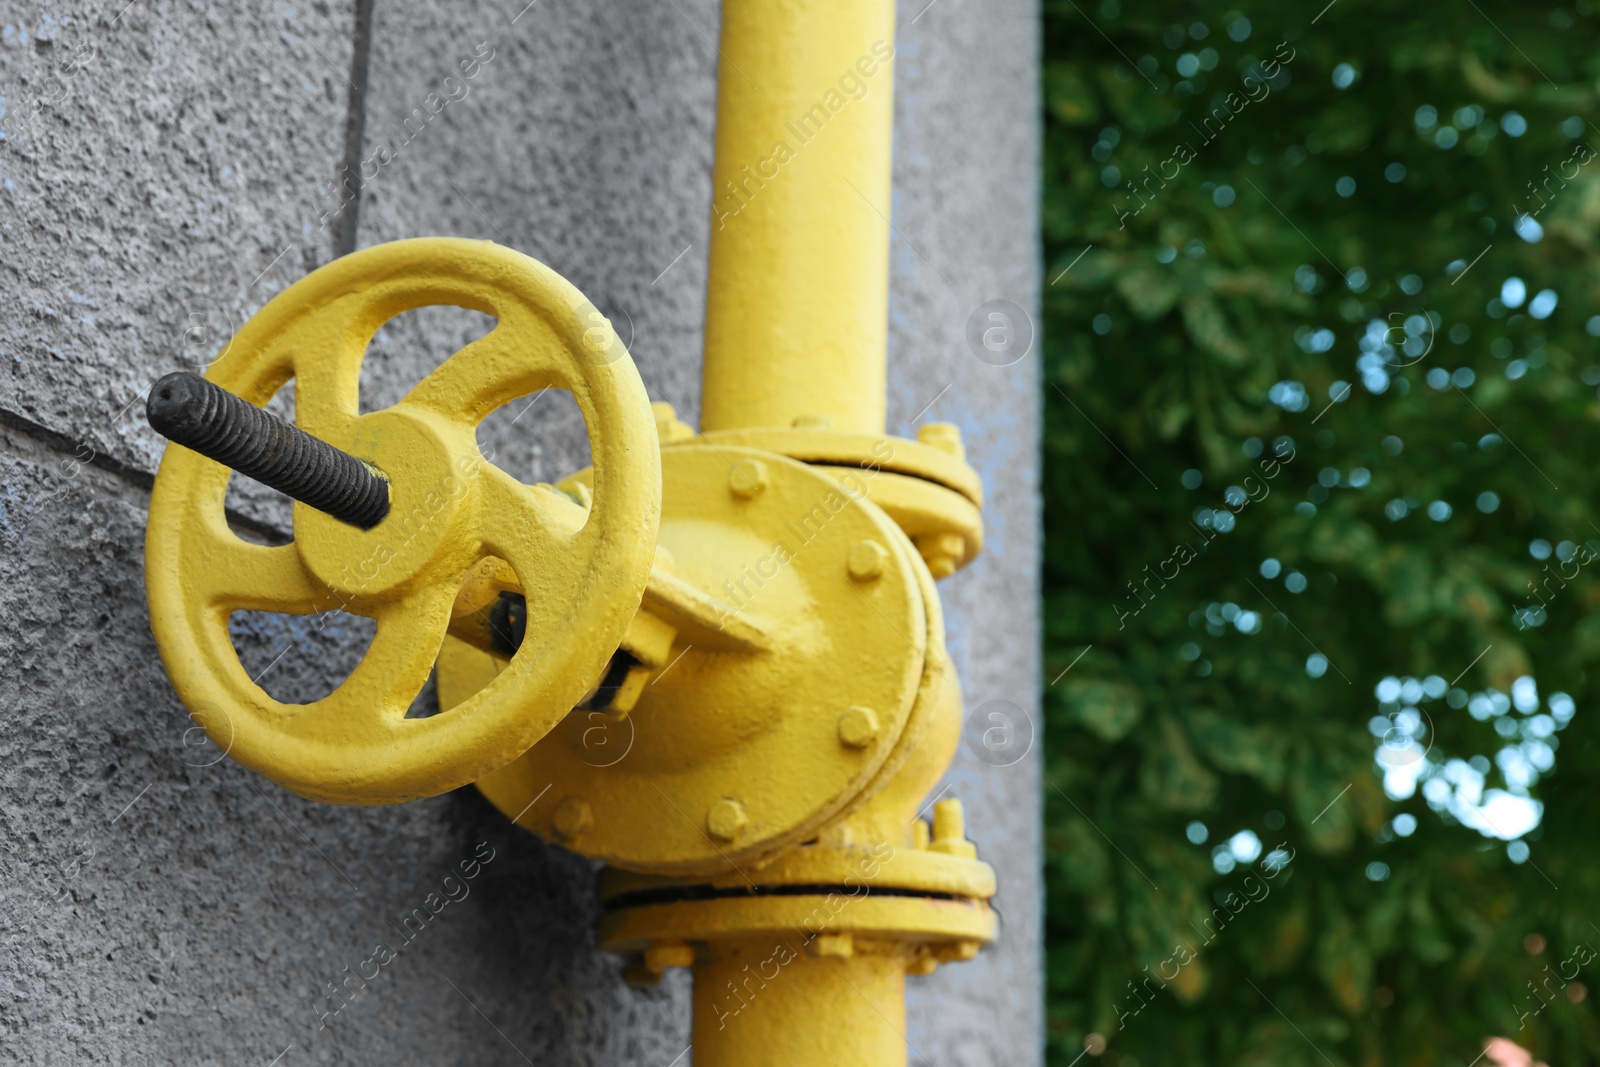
[145,238,660,805]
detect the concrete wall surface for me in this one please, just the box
[0,1,1041,1063]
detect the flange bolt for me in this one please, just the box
[706,798,748,840]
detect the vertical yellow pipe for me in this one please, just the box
[693,939,908,1067]
[699,0,897,435]
[693,4,908,1063]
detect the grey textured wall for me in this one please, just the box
[0,1,1040,1063]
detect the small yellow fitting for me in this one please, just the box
[936,939,982,963]
[645,941,697,972]
[914,531,967,580]
[929,799,977,859]
[554,798,594,840]
[917,422,965,461]
[728,459,768,499]
[810,932,855,959]
[707,798,749,841]
[837,706,881,749]
[847,539,889,582]
[653,401,696,444]
[625,940,697,988]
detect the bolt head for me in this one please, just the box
[706,798,748,840]
[847,539,889,581]
[553,797,594,839]
[838,706,880,748]
[728,459,769,499]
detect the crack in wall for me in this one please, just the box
[333,0,379,257]
[0,405,290,545]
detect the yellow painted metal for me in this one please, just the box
[592,499,998,1065]
[814,465,982,576]
[697,427,982,506]
[145,238,660,804]
[600,841,996,903]
[699,425,986,578]
[602,895,995,958]
[699,0,898,435]
[693,940,909,1067]
[447,444,928,875]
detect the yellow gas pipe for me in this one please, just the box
[700,0,896,436]
[664,3,989,1064]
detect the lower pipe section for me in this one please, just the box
[592,515,994,1066]
[693,938,907,1067]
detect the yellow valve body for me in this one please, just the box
[441,445,929,875]
[700,0,898,434]
[145,238,660,804]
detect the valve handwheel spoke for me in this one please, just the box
[402,307,580,428]
[361,580,462,715]
[283,303,367,438]
[146,238,661,805]
[188,516,331,614]
[474,464,590,587]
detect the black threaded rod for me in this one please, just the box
[147,372,390,529]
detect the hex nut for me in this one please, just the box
[847,539,889,581]
[937,940,981,962]
[707,798,748,840]
[838,706,880,748]
[645,942,696,971]
[810,932,855,959]
[553,797,594,839]
[728,459,769,499]
[914,531,966,579]
[652,401,695,444]
[917,421,965,460]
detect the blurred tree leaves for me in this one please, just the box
[1040,1,1600,1064]
[1066,678,1145,740]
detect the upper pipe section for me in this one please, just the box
[699,0,897,435]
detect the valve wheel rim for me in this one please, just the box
[146,237,661,805]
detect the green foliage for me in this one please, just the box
[1040,2,1600,1064]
